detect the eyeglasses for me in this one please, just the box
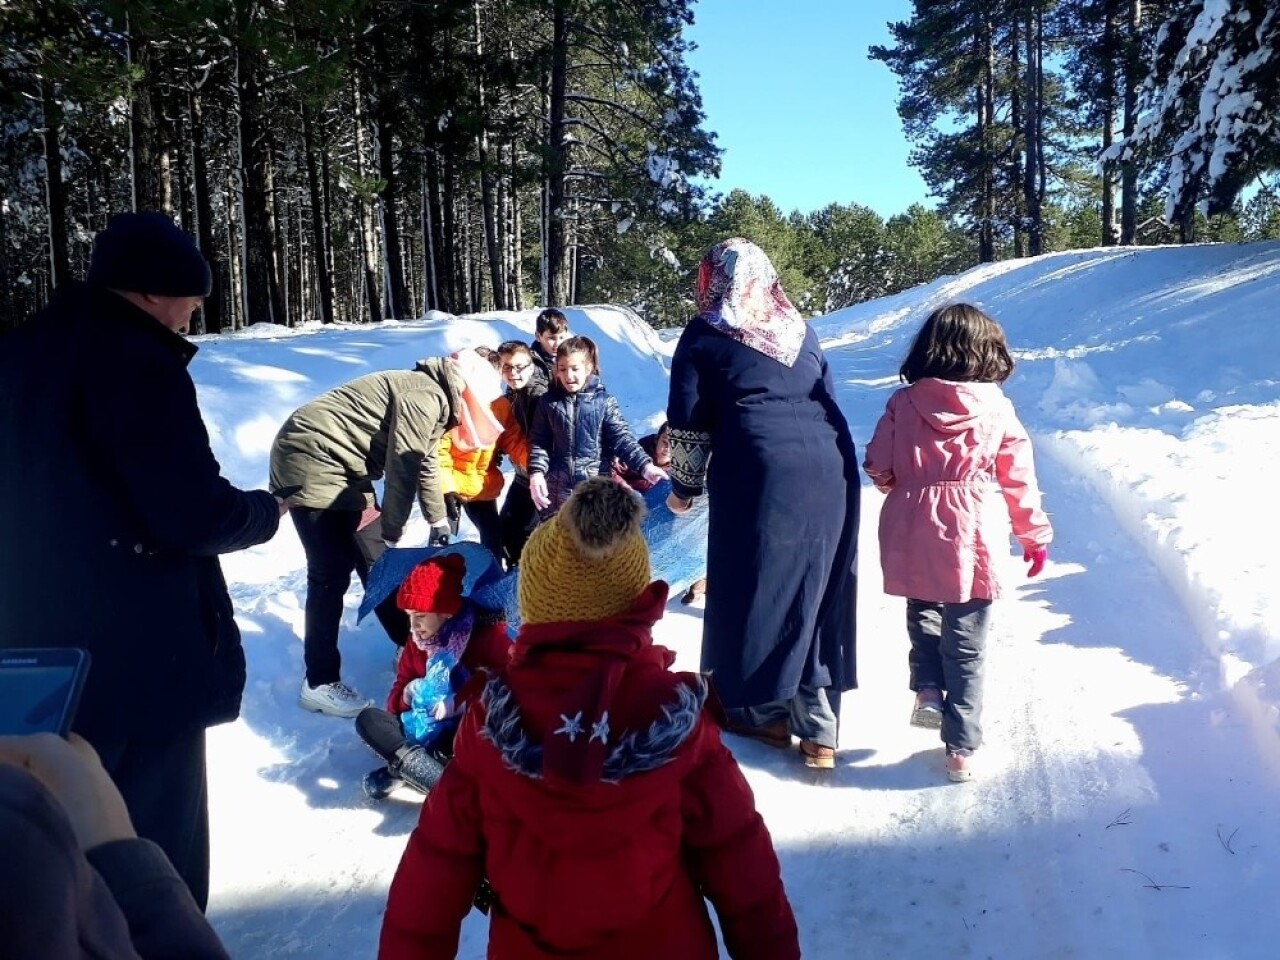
[501,362,533,375]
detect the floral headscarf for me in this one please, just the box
[696,237,806,367]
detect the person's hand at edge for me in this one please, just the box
[666,491,693,516]
[0,733,135,851]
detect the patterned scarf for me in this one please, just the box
[696,237,806,367]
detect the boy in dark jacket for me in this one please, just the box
[528,307,571,379]
[380,478,799,960]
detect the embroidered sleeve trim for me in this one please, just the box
[668,427,711,497]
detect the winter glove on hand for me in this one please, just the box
[641,463,668,486]
[529,473,551,511]
[1023,546,1048,578]
[403,678,424,707]
[428,523,451,547]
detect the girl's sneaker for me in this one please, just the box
[945,746,975,782]
[910,687,944,729]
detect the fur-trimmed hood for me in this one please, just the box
[480,582,706,785]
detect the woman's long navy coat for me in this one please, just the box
[666,317,859,708]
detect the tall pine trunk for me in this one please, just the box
[372,30,410,319]
[236,10,285,325]
[976,16,996,263]
[127,21,164,212]
[1120,0,1143,245]
[474,0,506,310]
[545,0,571,304]
[352,76,381,323]
[302,106,335,323]
[40,79,70,289]
[1100,0,1119,245]
[1023,4,1044,257]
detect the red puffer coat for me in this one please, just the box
[379,584,799,960]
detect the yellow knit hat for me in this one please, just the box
[519,478,651,625]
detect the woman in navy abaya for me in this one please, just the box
[665,238,859,769]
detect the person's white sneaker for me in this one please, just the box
[299,680,371,718]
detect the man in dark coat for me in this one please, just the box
[0,212,283,910]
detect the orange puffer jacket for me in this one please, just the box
[438,434,503,502]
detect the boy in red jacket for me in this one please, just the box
[380,477,799,960]
[357,554,511,799]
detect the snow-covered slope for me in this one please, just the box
[186,245,1280,958]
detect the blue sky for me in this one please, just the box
[684,0,934,219]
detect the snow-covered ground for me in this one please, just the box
[198,242,1280,958]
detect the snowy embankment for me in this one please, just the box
[818,241,1280,724]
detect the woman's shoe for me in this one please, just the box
[800,740,836,770]
[723,718,791,749]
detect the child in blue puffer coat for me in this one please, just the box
[528,336,666,514]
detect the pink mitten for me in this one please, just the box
[1023,546,1048,578]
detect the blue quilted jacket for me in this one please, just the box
[528,375,651,511]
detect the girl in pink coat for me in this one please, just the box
[863,303,1053,783]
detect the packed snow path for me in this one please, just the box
[209,342,1280,960]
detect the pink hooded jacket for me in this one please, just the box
[863,378,1053,603]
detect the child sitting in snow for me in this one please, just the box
[357,554,511,799]
[379,478,799,960]
[528,336,666,515]
[612,420,671,493]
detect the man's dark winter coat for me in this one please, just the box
[0,284,280,742]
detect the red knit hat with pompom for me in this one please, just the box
[396,554,466,614]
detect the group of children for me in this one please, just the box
[350,299,1051,956]
[433,308,667,570]
[356,307,672,801]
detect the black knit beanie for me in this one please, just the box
[86,212,213,298]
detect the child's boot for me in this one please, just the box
[910,687,944,729]
[393,745,447,795]
[945,746,975,783]
[363,765,404,800]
